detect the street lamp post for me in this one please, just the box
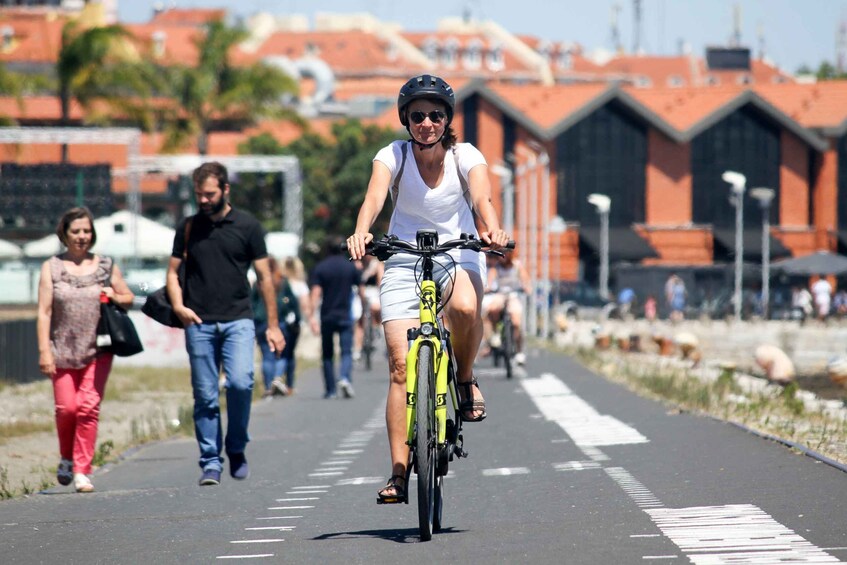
[490,163,514,235]
[750,187,775,319]
[587,193,611,300]
[529,142,551,338]
[548,215,568,306]
[722,170,747,322]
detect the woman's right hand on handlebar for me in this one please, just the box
[347,232,373,261]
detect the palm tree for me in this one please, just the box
[156,20,300,155]
[56,20,154,159]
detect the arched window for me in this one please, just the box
[423,37,438,63]
[442,37,459,68]
[667,75,685,87]
[463,38,482,69]
[486,44,504,71]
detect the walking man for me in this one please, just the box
[167,161,285,486]
[309,235,364,399]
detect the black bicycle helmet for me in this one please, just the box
[397,74,455,127]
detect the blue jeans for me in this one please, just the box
[320,319,353,396]
[256,322,301,390]
[185,319,255,472]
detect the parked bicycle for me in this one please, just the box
[365,229,513,541]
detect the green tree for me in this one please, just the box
[814,61,847,80]
[156,20,300,155]
[236,120,399,262]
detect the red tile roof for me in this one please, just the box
[124,23,204,65]
[603,54,793,88]
[484,82,610,130]
[240,30,424,77]
[149,9,225,27]
[754,80,847,131]
[623,85,746,131]
[0,13,65,63]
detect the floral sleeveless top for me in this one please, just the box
[49,255,112,369]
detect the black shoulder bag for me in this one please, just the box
[142,218,193,328]
[97,259,144,357]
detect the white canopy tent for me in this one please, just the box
[0,238,23,260]
[23,210,176,259]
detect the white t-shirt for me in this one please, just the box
[812,279,832,305]
[374,140,487,271]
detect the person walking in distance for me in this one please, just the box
[37,207,135,493]
[277,256,312,395]
[345,74,509,503]
[308,235,364,399]
[167,162,285,486]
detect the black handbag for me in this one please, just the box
[97,260,144,357]
[142,218,192,328]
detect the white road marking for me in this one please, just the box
[313,467,347,472]
[229,539,283,544]
[245,526,296,531]
[256,516,302,520]
[308,471,344,477]
[631,534,662,538]
[605,468,664,508]
[642,556,678,560]
[291,485,330,489]
[580,446,610,461]
[216,555,275,559]
[267,506,314,510]
[274,498,318,502]
[321,460,352,465]
[554,461,602,471]
[482,467,530,476]
[522,373,649,446]
[285,490,327,494]
[332,449,363,455]
[336,477,385,486]
[647,505,843,563]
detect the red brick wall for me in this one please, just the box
[645,130,691,225]
[813,143,838,245]
[779,131,809,227]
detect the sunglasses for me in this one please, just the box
[409,110,446,125]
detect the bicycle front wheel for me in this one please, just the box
[415,342,436,541]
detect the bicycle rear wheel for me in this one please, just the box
[363,309,374,371]
[415,343,435,541]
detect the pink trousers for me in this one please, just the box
[52,354,113,474]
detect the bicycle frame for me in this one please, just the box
[405,277,455,448]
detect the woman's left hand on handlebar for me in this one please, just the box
[482,228,510,250]
[347,232,373,260]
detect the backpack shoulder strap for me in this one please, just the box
[453,146,474,212]
[389,142,408,206]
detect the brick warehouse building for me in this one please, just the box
[452,80,847,288]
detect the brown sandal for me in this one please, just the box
[457,376,487,422]
[376,474,407,504]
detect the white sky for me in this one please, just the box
[118,0,847,73]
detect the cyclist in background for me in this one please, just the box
[346,74,509,503]
[482,251,531,365]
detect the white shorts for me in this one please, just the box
[380,254,484,322]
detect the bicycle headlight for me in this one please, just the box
[420,323,434,336]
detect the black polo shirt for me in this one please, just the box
[172,208,268,322]
[309,254,361,324]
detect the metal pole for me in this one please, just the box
[733,193,744,322]
[762,205,770,320]
[528,156,538,337]
[539,151,550,338]
[600,209,609,300]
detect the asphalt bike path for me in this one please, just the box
[1,346,846,564]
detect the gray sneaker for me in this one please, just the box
[338,379,355,399]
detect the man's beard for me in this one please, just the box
[202,198,227,216]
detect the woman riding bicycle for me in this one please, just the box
[346,74,509,503]
[482,251,531,365]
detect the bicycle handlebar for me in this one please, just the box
[363,233,515,261]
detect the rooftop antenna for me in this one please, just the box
[837,9,847,73]
[757,21,765,60]
[610,3,623,53]
[632,0,642,54]
[730,2,742,47]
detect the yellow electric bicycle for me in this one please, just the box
[369,229,513,541]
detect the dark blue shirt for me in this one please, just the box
[309,255,361,324]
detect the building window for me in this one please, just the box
[423,37,438,63]
[152,30,166,59]
[486,45,504,71]
[634,75,652,87]
[557,49,573,70]
[705,75,720,86]
[736,74,752,85]
[537,40,552,63]
[463,39,482,70]
[442,38,459,68]
[667,75,685,87]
